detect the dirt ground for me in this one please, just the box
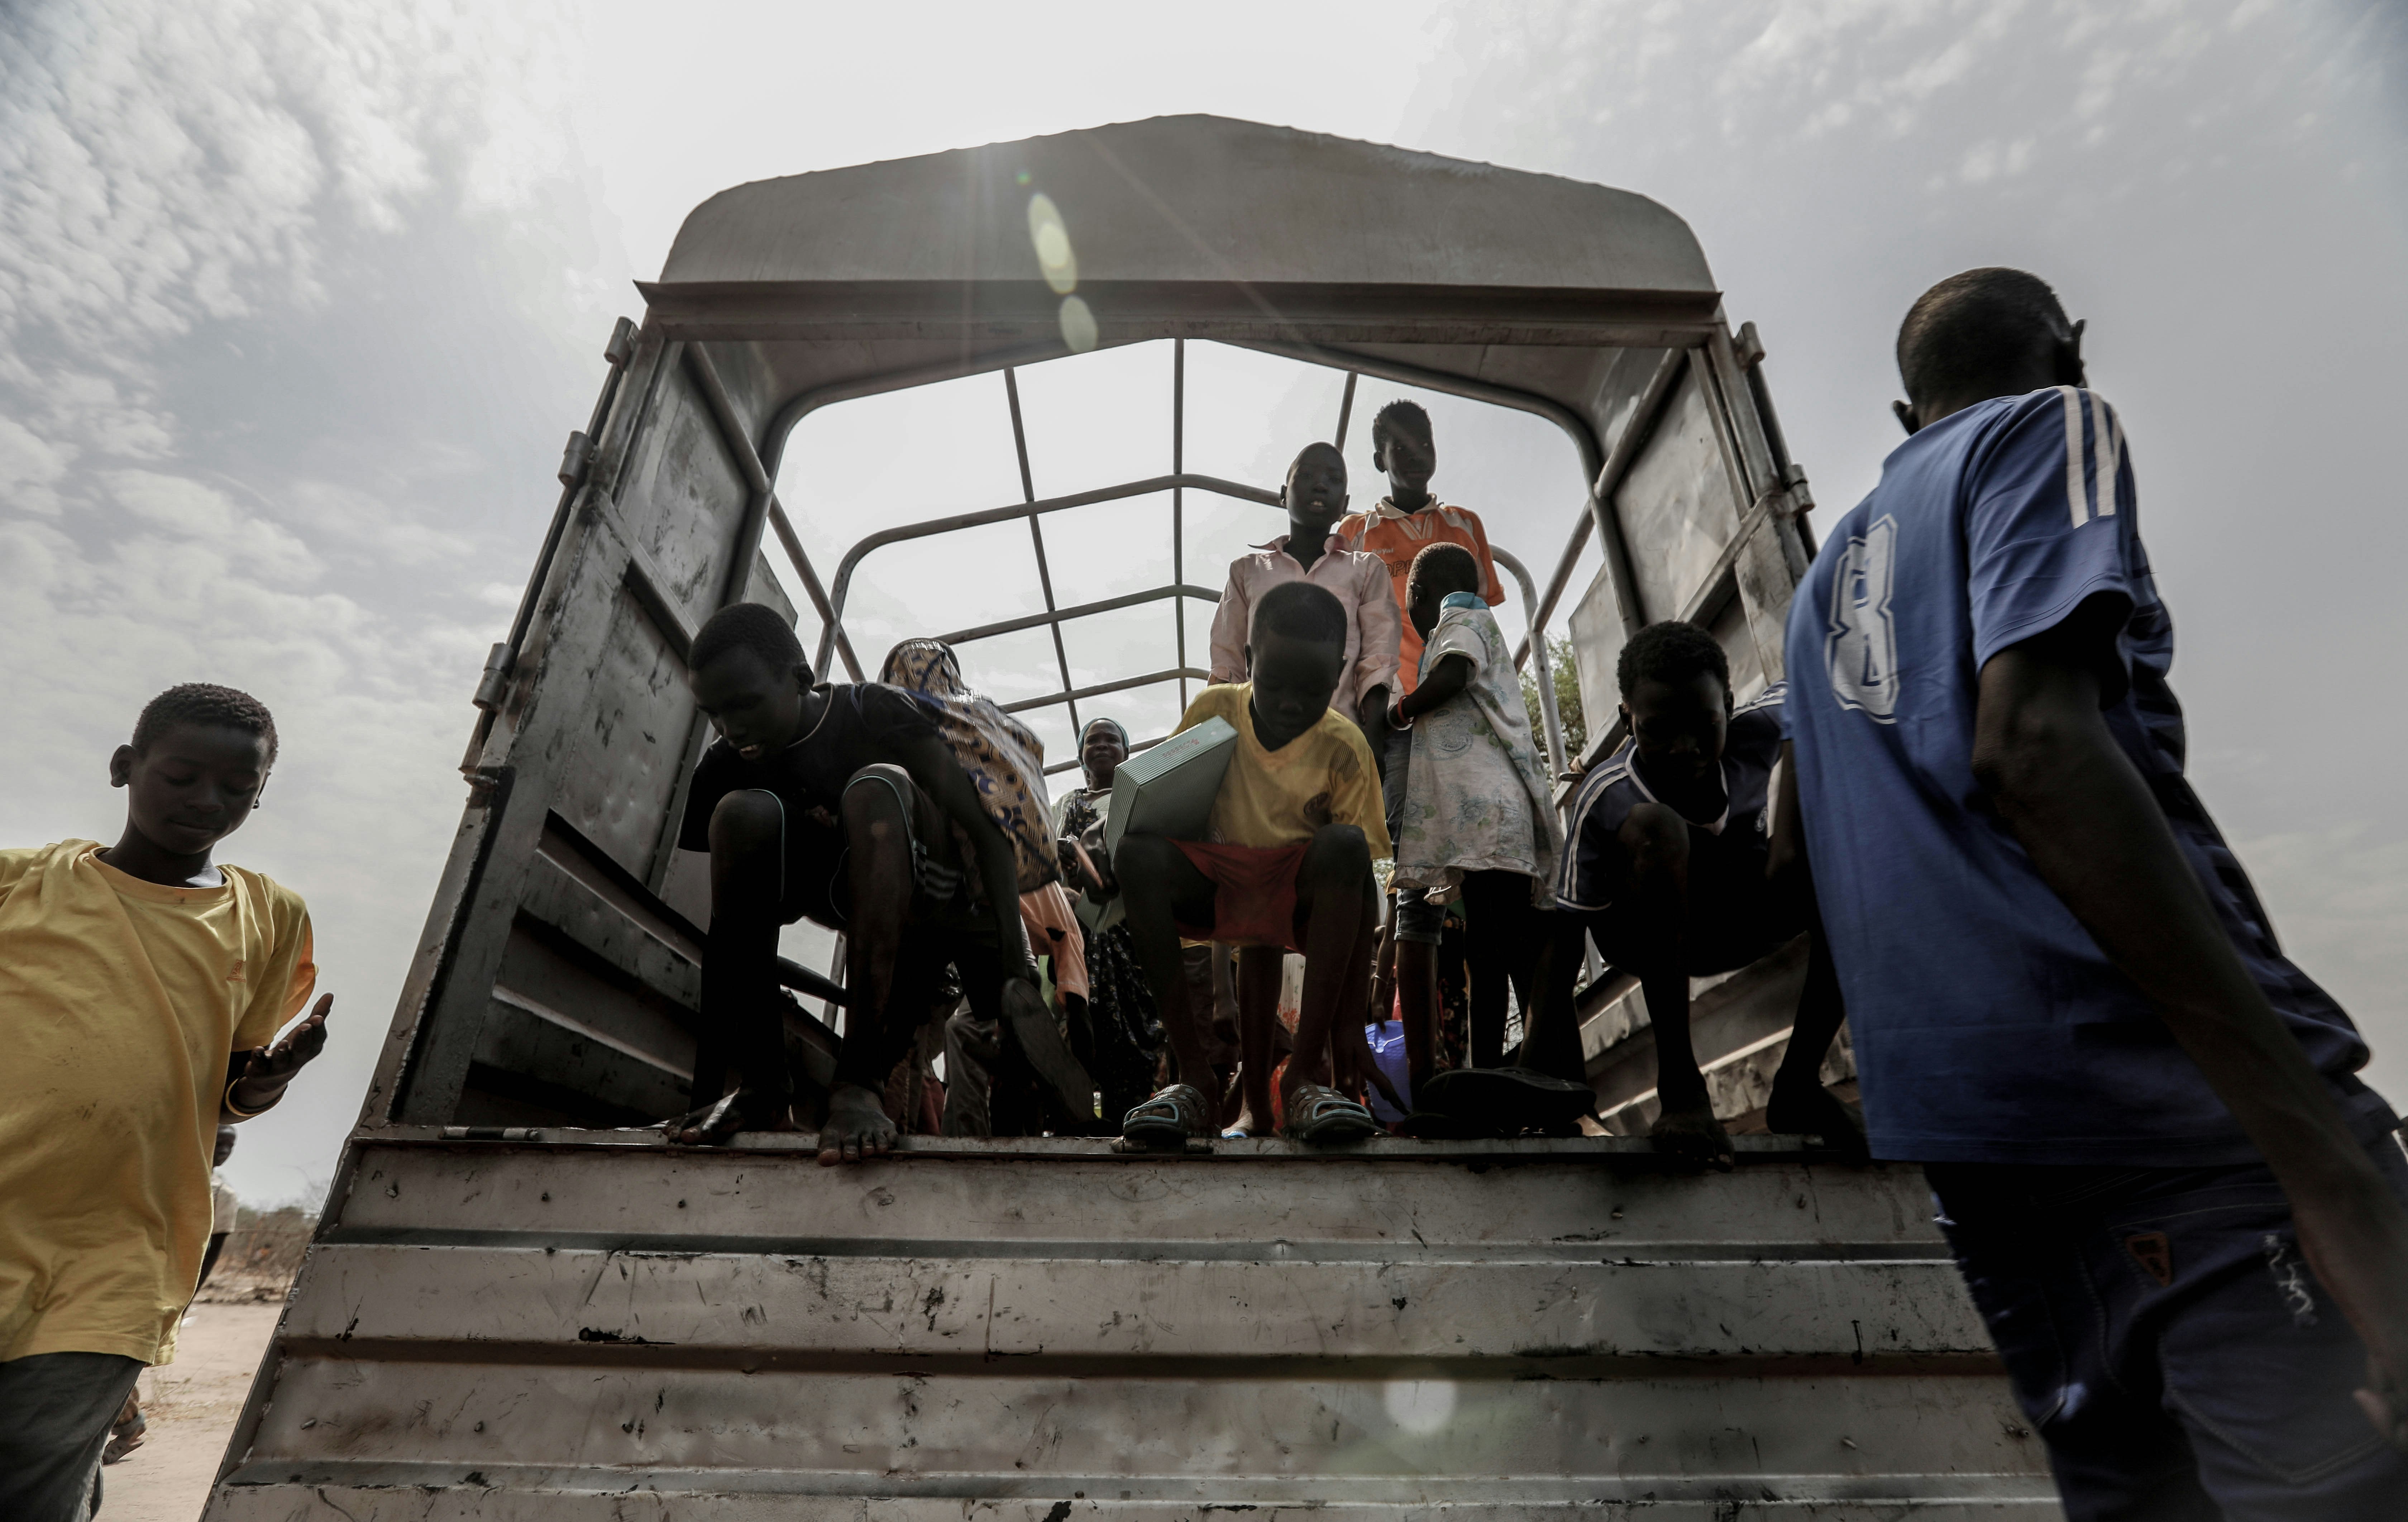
[100,1301,282,1522]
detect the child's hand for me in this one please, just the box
[228,994,331,1115]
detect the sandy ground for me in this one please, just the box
[100,1302,282,1522]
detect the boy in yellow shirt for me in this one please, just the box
[1113,581,1389,1145]
[0,684,330,1522]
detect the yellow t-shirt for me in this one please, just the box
[1176,684,1392,859]
[0,841,314,1365]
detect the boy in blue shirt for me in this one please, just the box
[1783,267,2408,1513]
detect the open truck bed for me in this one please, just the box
[206,117,2052,1516]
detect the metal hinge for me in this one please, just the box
[470,641,513,712]
[603,315,637,369]
[557,430,593,488]
[1735,321,1768,369]
[1780,461,1814,514]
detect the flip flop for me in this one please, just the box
[1280,1082,1381,1144]
[1420,1067,1594,1133]
[1122,1083,1213,1149]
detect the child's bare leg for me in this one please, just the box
[1459,870,1534,1070]
[1394,891,1441,1092]
[1231,946,1283,1134]
[1765,916,1866,1153]
[817,764,939,1165]
[1282,825,1377,1111]
[1114,835,1223,1093]
[673,790,796,1143]
[1519,915,1592,1085]
[1619,802,1730,1166]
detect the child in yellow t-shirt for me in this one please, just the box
[0,684,330,1519]
[1112,581,1390,1145]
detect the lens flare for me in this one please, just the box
[1057,295,1098,353]
[1383,1378,1455,1435]
[1027,192,1078,295]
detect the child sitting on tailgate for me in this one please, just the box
[1385,544,1585,1126]
[1113,580,1389,1146]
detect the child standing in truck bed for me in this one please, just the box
[1387,544,1575,1122]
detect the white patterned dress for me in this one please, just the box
[1391,595,1562,904]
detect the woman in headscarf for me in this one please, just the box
[1051,715,1166,1128]
[879,639,1059,892]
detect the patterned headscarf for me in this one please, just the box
[879,639,1059,891]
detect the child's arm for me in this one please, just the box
[890,733,1037,983]
[222,993,333,1120]
[1207,574,1248,684]
[1389,654,1475,724]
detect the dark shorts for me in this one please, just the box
[1578,824,1785,975]
[745,769,973,932]
[1927,1127,2408,1520]
[1171,841,1310,952]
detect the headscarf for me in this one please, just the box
[879,639,1059,891]
[1080,716,1129,749]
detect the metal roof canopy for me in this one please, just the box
[624,116,1783,750]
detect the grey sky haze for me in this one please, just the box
[2,0,2402,1206]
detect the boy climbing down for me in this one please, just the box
[1386,543,1575,1122]
[670,609,1086,1162]
[0,684,331,1522]
[1528,622,1858,1166]
[1116,580,1389,1145]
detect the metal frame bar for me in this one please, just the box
[1003,368,1080,732]
[1489,546,1567,779]
[1172,341,1189,713]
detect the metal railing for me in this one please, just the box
[758,341,1580,780]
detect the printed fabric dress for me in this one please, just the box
[879,639,1060,892]
[1053,785,1164,1120]
[1392,593,1562,904]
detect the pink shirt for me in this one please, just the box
[1208,534,1401,719]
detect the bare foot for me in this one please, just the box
[1650,1096,1733,1170]
[1222,1104,1260,1139]
[1766,1079,1868,1157]
[664,1088,795,1146]
[816,1083,899,1166]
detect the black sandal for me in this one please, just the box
[1121,1083,1213,1149]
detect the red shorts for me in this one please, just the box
[1171,840,1310,952]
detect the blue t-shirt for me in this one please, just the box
[1783,387,2388,1165]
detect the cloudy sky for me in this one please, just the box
[3,0,2402,1204]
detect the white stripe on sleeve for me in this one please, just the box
[2059,385,2089,527]
[2092,396,2121,518]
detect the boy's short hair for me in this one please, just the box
[134,683,278,764]
[1616,620,1729,699]
[1370,399,1432,454]
[1406,542,1482,605]
[1896,268,2071,407]
[692,602,808,678]
[1286,439,1344,481]
[1252,579,1348,648]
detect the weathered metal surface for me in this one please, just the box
[273,117,2041,1519]
[210,1140,2049,1517]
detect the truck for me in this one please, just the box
[204,115,2057,1518]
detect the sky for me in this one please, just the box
[2,0,2403,1206]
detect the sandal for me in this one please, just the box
[1420,1067,1594,1134]
[1280,1082,1381,1144]
[1121,1083,1213,1149]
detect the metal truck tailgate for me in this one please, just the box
[205,1133,2057,1518]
